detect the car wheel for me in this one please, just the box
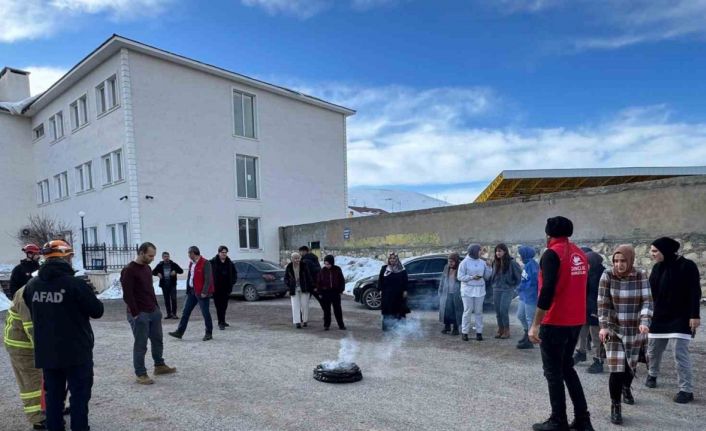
[243,285,259,302]
[362,287,382,310]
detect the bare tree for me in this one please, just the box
[16,214,74,248]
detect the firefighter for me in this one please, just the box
[9,244,41,297]
[23,240,104,431]
[4,284,47,430]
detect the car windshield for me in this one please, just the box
[250,261,282,271]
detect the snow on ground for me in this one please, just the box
[97,279,187,300]
[335,256,385,295]
[0,292,11,312]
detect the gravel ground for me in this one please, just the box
[1,297,704,431]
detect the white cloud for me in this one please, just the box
[0,0,174,43]
[24,66,69,96]
[240,0,403,18]
[294,82,706,194]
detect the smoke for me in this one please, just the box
[322,335,360,370]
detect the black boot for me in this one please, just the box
[532,416,569,431]
[451,325,459,335]
[622,385,634,405]
[586,358,603,374]
[573,350,587,364]
[610,401,622,425]
[442,324,451,334]
[462,333,469,341]
[569,412,595,431]
[517,331,534,349]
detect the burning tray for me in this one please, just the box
[313,362,363,384]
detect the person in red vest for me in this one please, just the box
[169,246,214,341]
[528,216,594,431]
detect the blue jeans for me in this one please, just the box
[44,361,93,431]
[177,293,213,334]
[516,300,537,332]
[493,288,513,329]
[127,309,165,376]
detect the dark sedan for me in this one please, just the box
[232,260,288,301]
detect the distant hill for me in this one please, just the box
[348,188,450,213]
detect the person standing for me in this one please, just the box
[9,244,41,297]
[169,246,214,341]
[152,252,183,319]
[379,253,409,331]
[528,217,594,431]
[23,240,104,431]
[284,252,314,328]
[438,252,463,336]
[646,237,701,404]
[121,242,176,385]
[4,285,46,430]
[458,244,492,341]
[597,244,652,425]
[490,243,522,339]
[516,245,539,349]
[316,255,346,330]
[210,246,237,330]
[575,251,606,373]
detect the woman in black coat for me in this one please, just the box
[210,246,237,330]
[315,255,347,331]
[378,252,409,331]
[284,253,314,329]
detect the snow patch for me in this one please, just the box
[97,278,187,300]
[335,256,384,295]
[0,292,11,312]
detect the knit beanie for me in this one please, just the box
[545,216,574,238]
[651,237,680,257]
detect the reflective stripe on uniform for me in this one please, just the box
[20,389,42,400]
[24,404,42,413]
[4,306,34,349]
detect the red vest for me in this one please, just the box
[538,237,588,326]
[189,257,214,297]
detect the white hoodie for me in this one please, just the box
[457,256,493,298]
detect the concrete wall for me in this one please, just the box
[281,176,706,295]
[129,50,347,263]
[0,113,34,263]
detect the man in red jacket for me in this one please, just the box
[169,246,214,341]
[529,216,594,431]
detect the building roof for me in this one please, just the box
[475,166,706,203]
[22,34,356,117]
[348,205,389,215]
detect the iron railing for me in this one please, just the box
[82,243,138,271]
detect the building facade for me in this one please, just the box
[0,35,353,267]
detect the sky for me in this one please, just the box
[2,0,706,204]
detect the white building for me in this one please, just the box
[0,35,354,270]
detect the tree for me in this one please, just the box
[16,214,74,248]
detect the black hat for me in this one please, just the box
[323,254,335,265]
[545,216,574,238]
[651,237,680,256]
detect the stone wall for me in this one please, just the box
[280,176,706,298]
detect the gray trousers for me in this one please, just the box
[648,338,693,393]
[577,324,601,359]
[461,296,484,335]
[127,309,165,376]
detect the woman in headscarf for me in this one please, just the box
[489,243,522,339]
[458,244,493,341]
[438,252,463,335]
[284,252,314,329]
[598,244,652,425]
[378,252,409,331]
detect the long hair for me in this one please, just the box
[493,243,511,274]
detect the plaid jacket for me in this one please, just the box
[598,268,653,373]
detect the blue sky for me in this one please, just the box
[3,0,706,203]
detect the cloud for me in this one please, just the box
[294,82,706,199]
[0,0,174,43]
[240,0,403,18]
[24,66,70,96]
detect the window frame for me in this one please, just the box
[33,123,45,141]
[53,171,69,200]
[238,216,261,250]
[70,94,89,131]
[48,111,65,142]
[37,179,50,204]
[102,149,124,186]
[232,89,257,139]
[75,161,93,193]
[96,75,119,116]
[235,154,260,199]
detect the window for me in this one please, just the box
[37,179,50,204]
[75,162,93,192]
[236,155,258,198]
[86,226,98,245]
[106,222,129,246]
[233,90,256,138]
[96,75,118,115]
[54,171,69,199]
[70,95,88,130]
[102,149,124,185]
[404,260,426,275]
[33,124,45,140]
[234,262,250,277]
[425,259,448,274]
[238,217,260,249]
[49,112,64,141]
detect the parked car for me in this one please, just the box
[352,253,497,311]
[232,260,288,301]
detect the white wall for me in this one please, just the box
[128,50,347,264]
[0,113,34,264]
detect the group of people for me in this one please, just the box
[2,215,702,431]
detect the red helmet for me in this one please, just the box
[22,244,41,254]
[41,240,74,258]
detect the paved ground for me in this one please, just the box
[1,296,705,431]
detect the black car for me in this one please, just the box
[232,260,288,301]
[352,254,449,310]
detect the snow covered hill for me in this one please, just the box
[348,188,450,213]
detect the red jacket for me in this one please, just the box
[188,257,214,297]
[539,238,588,326]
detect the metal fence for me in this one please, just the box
[82,243,137,271]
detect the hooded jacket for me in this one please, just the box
[9,259,40,297]
[517,246,538,304]
[457,256,493,298]
[23,259,104,369]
